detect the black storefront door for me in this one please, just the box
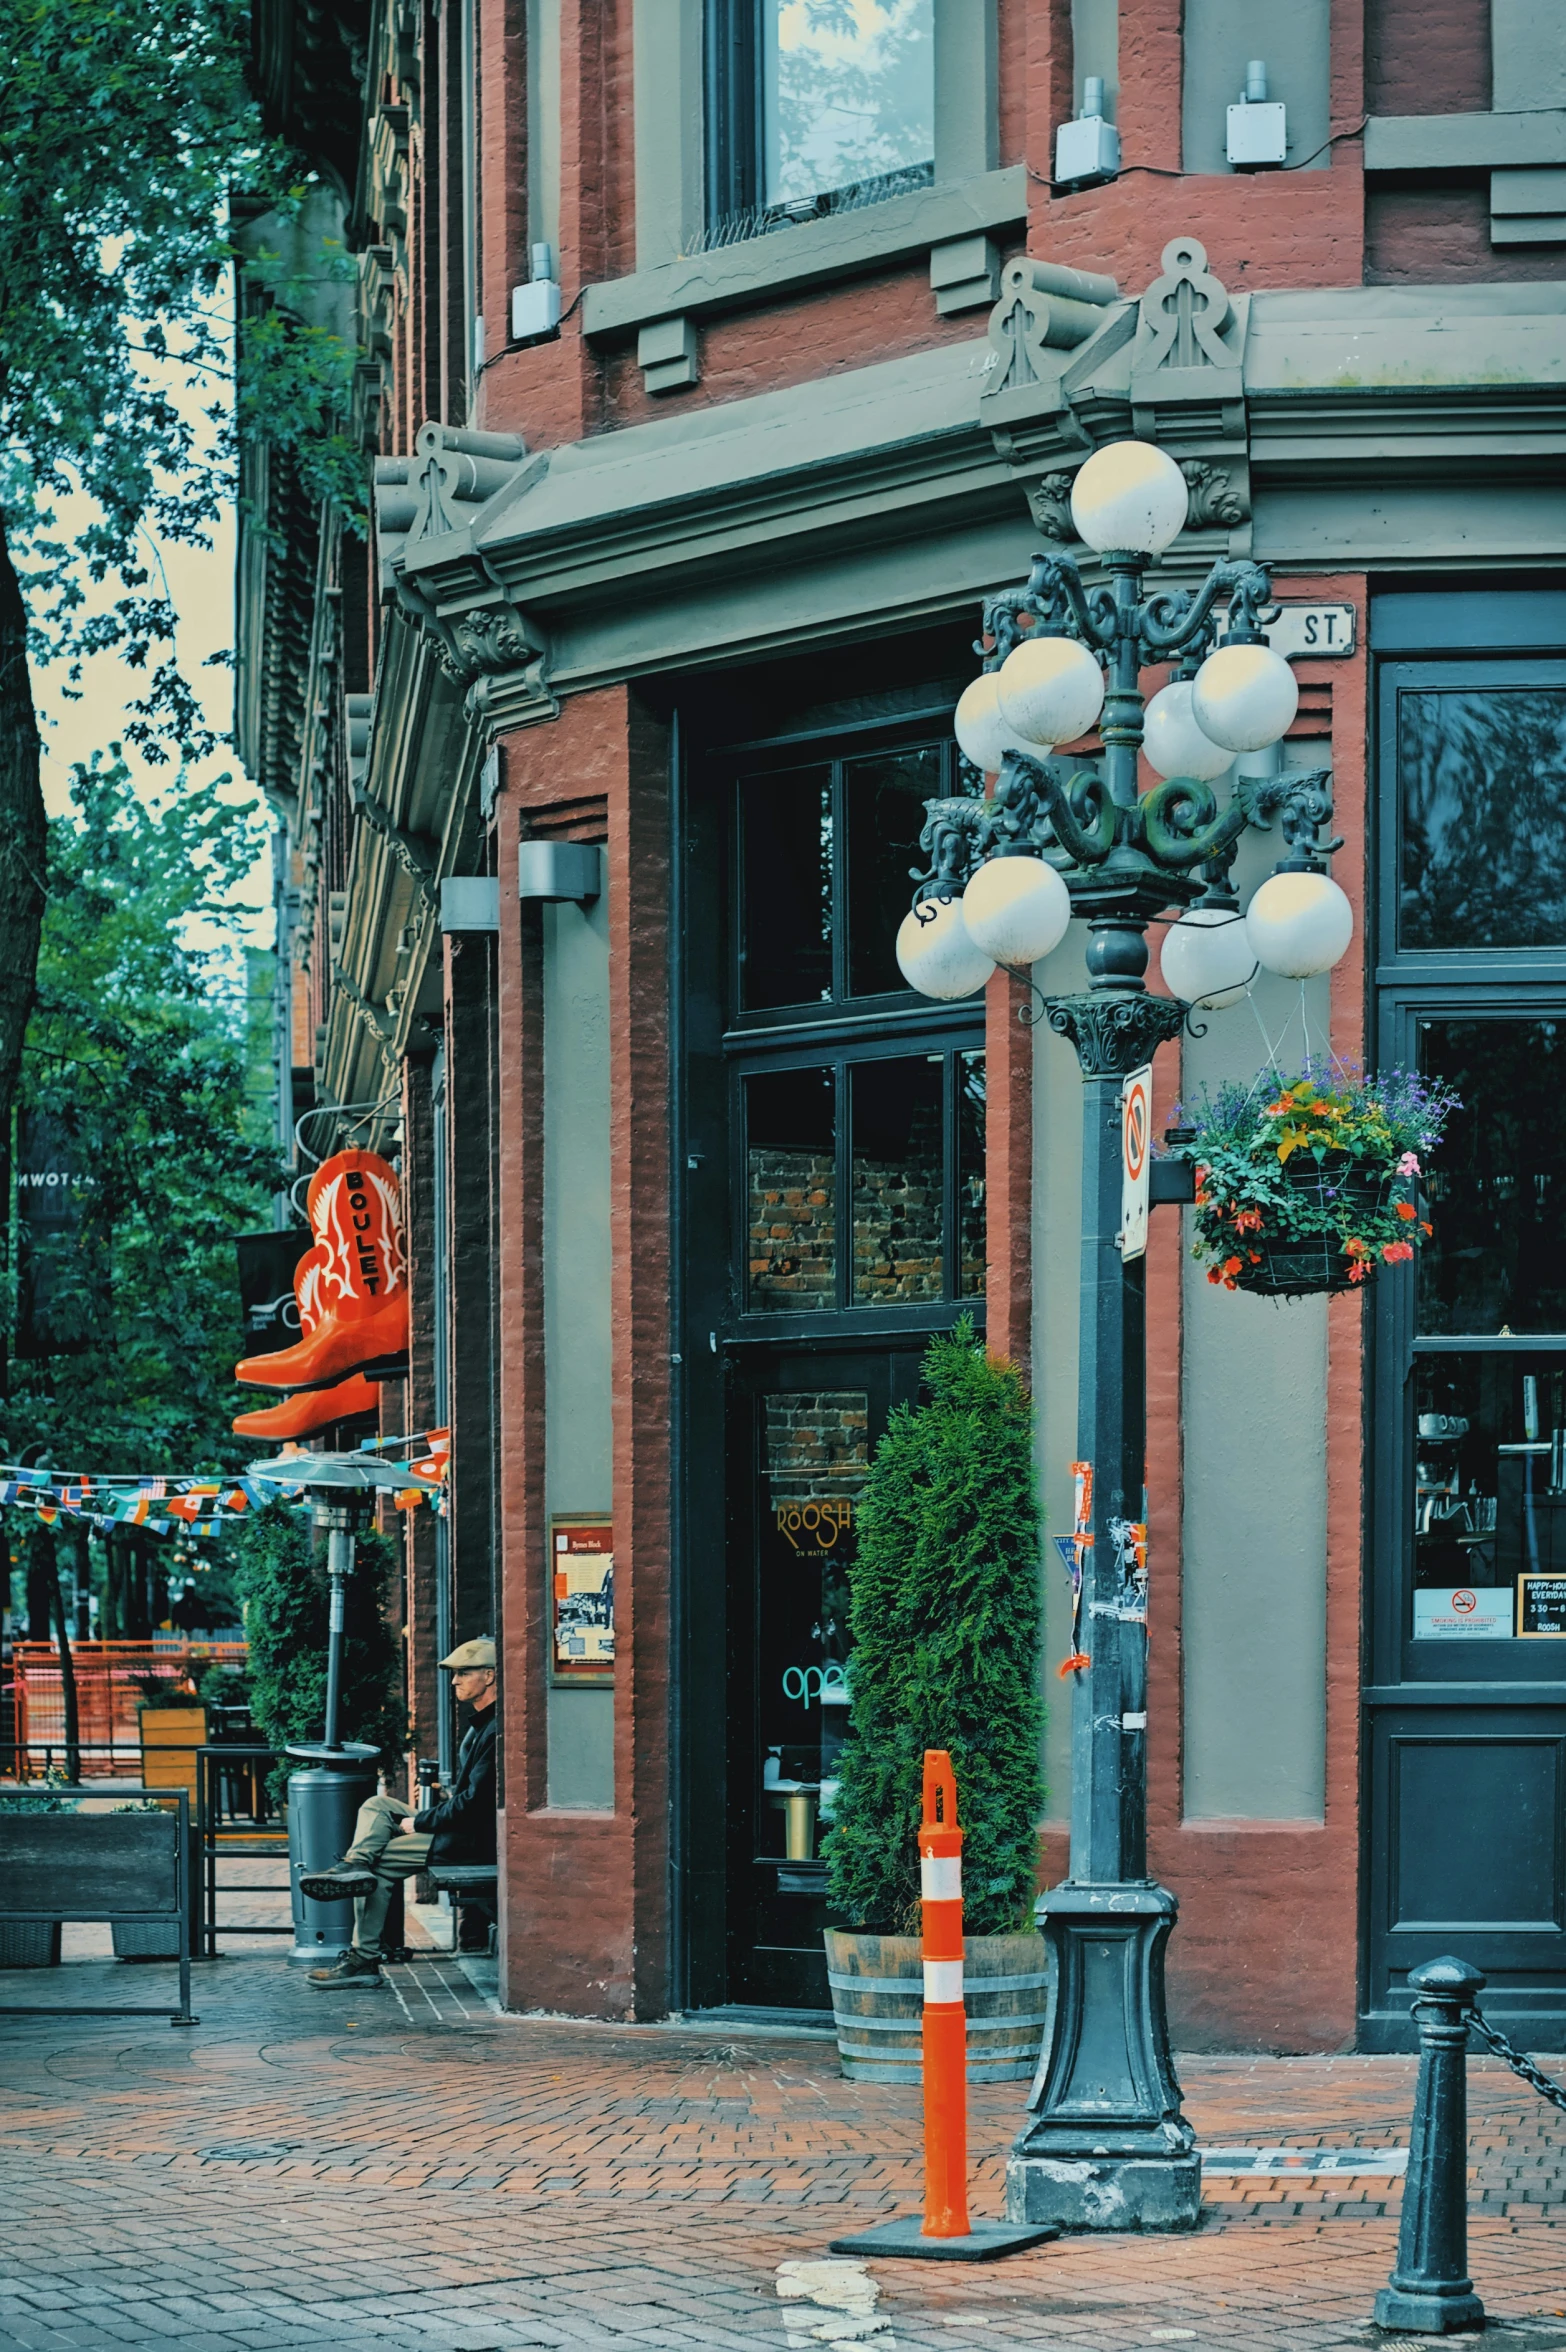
[723,1346,923,2010]
[1363,598,1566,2048]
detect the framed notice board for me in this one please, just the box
[550,1516,614,1684]
[1518,1574,1566,1638]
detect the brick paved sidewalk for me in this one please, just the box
[5,1952,1566,2352]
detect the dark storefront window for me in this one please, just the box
[738,767,832,1009]
[1417,1018,1566,1336]
[1397,674,1566,951]
[844,744,943,997]
[746,1066,836,1312]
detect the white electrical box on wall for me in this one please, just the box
[1227,99,1287,165]
[1056,113,1121,187]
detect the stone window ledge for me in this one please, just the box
[1365,109,1566,172]
[581,165,1027,343]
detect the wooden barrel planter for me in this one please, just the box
[1235,1153,1390,1299]
[824,1928,1051,2083]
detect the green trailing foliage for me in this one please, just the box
[236,1505,407,1808]
[825,1318,1045,1937]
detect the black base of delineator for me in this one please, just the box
[829,2217,1058,2261]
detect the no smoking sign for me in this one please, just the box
[1120,1064,1152,1262]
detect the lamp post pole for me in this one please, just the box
[901,442,1348,2232]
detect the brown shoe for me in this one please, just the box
[298,1865,377,1902]
[307,1951,386,1989]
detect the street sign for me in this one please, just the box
[1119,1064,1152,1262]
[1219,601,1356,658]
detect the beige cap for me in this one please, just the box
[439,1638,496,1669]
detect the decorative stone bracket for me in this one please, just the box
[981,237,1254,567]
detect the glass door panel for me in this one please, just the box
[725,1349,920,2010]
[1417,1017,1566,1334]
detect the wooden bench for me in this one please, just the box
[426,1864,497,1955]
[0,1791,198,2025]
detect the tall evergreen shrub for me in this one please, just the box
[236,1504,406,1806]
[825,1318,1044,1937]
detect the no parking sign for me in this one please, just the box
[1120,1063,1152,1261]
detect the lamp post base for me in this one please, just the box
[1006,1882,1200,2233]
[1006,2150,1202,2234]
[1372,2287,1484,2335]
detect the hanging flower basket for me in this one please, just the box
[1169,1068,1458,1301]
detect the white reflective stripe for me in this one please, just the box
[920,1855,962,1902]
[923,1959,964,2005]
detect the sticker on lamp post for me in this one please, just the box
[1119,1064,1152,1262]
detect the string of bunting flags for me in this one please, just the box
[0,1429,451,1541]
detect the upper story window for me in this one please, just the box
[707,0,935,239]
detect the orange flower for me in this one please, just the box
[1395,1200,1417,1222]
[1349,1261,1371,1283]
[1233,1207,1263,1234]
[1420,1220,1433,1236]
[1222,1255,1243,1277]
[1381,1239,1415,1264]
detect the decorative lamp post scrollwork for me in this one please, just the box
[896,439,1351,2234]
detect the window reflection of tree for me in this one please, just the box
[768,0,934,206]
[1399,689,1566,950]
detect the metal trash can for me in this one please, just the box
[285,1748,378,1964]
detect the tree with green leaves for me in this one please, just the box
[0,0,363,1152]
[0,751,279,1467]
[825,1318,1045,1937]
[237,1504,407,1807]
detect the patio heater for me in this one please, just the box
[248,1451,403,1965]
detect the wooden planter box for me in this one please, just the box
[138,1706,208,1802]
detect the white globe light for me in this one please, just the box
[1070,439,1189,556]
[1142,680,1234,783]
[1159,907,1257,1008]
[1245,871,1354,979]
[960,855,1073,967]
[896,897,996,999]
[996,634,1105,748]
[1191,642,1299,753]
[954,672,1035,773]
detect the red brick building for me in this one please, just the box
[240,0,1566,2050]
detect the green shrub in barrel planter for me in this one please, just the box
[822,1320,1047,2079]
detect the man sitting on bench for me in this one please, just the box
[300,1638,498,1988]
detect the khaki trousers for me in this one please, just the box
[341,1792,432,1958]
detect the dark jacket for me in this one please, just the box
[414,1709,497,1865]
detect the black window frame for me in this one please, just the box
[1371,590,1566,1690]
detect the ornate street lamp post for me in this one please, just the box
[897,441,1349,2232]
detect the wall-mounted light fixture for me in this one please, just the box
[1226,60,1286,168]
[518,840,602,905]
[1055,77,1121,191]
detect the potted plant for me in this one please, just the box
[1169,1065,1458,1299]
[823,1318,1049,2083]
[0,1786,65,1967]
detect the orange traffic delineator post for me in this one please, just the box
[831,1750,1059,2263]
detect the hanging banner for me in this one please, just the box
[14,1111,99,1358]
[233,1229,313,1357]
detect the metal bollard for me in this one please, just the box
[1373,1955,1486,2336]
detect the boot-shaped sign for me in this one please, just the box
[235,1152,409,1393]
